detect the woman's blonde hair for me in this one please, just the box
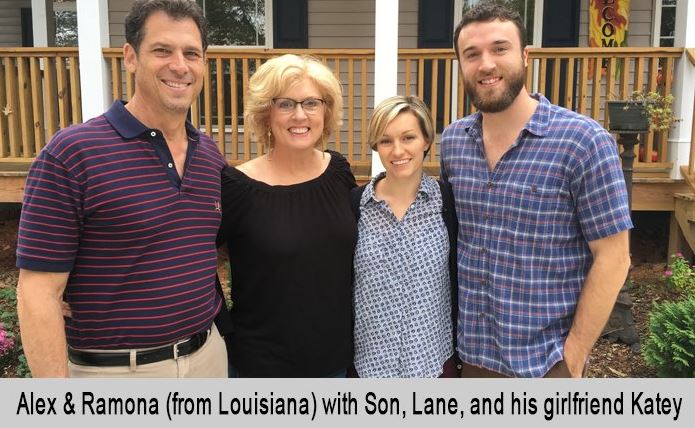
[244,54,343,148]
[367,96,434,151]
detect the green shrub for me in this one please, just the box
[663,253,695,296]
[642,297,695,377]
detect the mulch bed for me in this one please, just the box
[587,263,679,378]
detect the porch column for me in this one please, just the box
[76,0,110,121]
[371,0,399,175]
[668,0,695,179]
[31,0,54,47]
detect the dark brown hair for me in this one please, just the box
[125,0,208,52]
[453,1,526,61]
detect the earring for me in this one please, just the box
[266,130,273,160]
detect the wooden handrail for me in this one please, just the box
[687,48,695,66]
[528,47,682,56]
[102,47,376,57]
[100,46,685,58]
[0,47,79,56]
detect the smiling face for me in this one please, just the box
[269,78,325,151]
[124,11,205,117]
[376,111,430,180]
[457,19,527,113]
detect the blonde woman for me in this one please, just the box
[217,55,356,377]
[351,96,458,377]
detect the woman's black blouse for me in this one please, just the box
[217,151,357,377]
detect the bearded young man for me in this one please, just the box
[440,2,632,378]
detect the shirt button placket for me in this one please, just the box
[397,225,408,292]
[480,177,493,356]
[390,218,405,365]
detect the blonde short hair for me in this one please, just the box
[244,54,343,147]
[367,96,434,151]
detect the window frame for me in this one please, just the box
[652,0,677,47]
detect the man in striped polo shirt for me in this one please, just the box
[16,0,228,377]
[441,3,633,377]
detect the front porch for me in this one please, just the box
[1,46,692,211]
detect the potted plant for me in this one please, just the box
[607,91,678,133]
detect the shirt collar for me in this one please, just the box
[103,100,201,142]
[463,92,550,139]
[524,93,550,138]
[361,172,434,208]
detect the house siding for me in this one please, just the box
[308,0,419,153]
[101,0,422,50]
[108,0,134,47]
[309,0,417,49]
[0,1,665,49]
[0,0,31,47]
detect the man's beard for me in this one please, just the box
[464,66,525,113]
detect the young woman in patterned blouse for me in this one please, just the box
[351,96,458,377]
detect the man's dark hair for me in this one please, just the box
[453,1,526,61]
[125,0,208,52]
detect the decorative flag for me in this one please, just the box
[589,0,630,80]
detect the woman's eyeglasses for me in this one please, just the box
[272,98,325,114]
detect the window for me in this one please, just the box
[51,1,270,48]
[199,0,269,47]
[54,0,77,47]
[657,0,676,47]
[196,1,271,130]
[21,8,34,47]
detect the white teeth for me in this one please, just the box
[480,77,500,85]
[163,80,189,88]
[392,159,410,165]
[289,127,309,134]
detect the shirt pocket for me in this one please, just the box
[505,181,573,247]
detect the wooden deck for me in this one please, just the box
[0,161,685,211]
[0,162,30,203]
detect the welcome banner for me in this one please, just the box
[589,0,630,79]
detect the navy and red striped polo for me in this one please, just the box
[17,101,227,349]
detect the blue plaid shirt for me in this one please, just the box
[440,94,633,377]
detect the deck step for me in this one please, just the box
[674,194,695,223]
[674,192,695,202]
